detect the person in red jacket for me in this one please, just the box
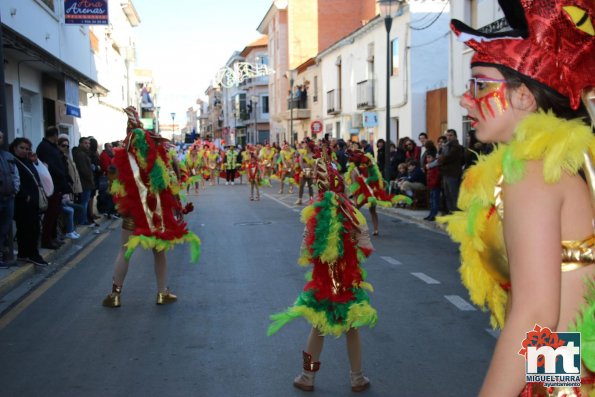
[423,150,440,221]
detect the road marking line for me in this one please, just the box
[411,272,441,284]
[263,193,294,209]
[485,328,500,339]
[0,231,111,330]
[380,256,402,265]
[444,295,477,311]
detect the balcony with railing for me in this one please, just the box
[284,96,310,120]
[357,80,375,110]
[327,89,341,115]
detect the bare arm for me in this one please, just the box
[479,161,562,396]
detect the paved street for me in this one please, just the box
[0,182,495,397]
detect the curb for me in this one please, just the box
[0,217,116,300]
[0,264,35,298]
[378,207,447,233]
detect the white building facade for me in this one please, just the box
[0,0,140,149]
[315,1,451,146]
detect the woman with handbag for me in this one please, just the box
[9,138,48,266]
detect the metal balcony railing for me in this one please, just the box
[327,89,341,114]
[356,80,375,109]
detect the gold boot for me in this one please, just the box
[102,284,122,308]
[156,288,177,305]
[293,351,320,392]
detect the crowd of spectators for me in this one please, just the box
[0,126,121,268]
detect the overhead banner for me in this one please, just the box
[64,0,109,25]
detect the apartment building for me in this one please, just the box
[257,0,377,145]
[286,0,450,146]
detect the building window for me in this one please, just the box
[262,96,269,114]
[391,38,399,76]
[37,0,55,12]
[313,76,318,102]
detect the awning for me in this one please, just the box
[2,24,108,96]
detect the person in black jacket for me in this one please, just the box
[36,126,71,249]
[10,138,47,266]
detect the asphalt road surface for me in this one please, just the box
[0,181,495,397]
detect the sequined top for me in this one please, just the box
[480,175,595,284]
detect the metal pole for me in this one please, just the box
[0,11,9,148]
[384,16,393,181]
[290,78,294,146]
[253,100,257,145]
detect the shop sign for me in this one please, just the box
[65,0,109,25]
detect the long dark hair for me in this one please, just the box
[496,65,589,124]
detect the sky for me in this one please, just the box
[132,0,273,125]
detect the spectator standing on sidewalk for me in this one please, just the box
[9,138,47,266]
[58,136,85,226]
[98,142,117,217]
[438,129,464,214]
[72,137,96,226]
[37,126,71,250]
[88,137,102,222]
[423,150,440,221]
[0,131,19,267]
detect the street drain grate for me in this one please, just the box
[234,221,272,226]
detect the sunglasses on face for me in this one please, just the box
[60,144,69,148]
[466,77,507,99]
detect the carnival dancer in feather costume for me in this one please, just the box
[345,144,411,236]
[440,1,595,395]
[102,107,200,308]
[268,142,376,392]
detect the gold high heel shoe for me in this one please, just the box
[156,289,177,305]
[102,284,122,308]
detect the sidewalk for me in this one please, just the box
[379,205,447,233]
[0,217,117,303]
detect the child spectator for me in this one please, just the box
[424,151,440,221]
[247,154,261,201]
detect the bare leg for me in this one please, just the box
[369,205,379,235]
[346,328,362,372]
[153,249,167,292]
[112,228,133,286]
[306,327,325,362]
[294,328,325,391]
[346,328,370,391]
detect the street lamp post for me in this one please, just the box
[251,95,259,145]
[378,0,403,182]
[170,112,176,141]
[155,106,160,134]
[286,70,296,146]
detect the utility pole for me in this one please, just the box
[0,11,9,149]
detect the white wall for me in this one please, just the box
[1,0,95,81]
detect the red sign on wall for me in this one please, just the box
[310,120,323,134]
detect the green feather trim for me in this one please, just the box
[569,277,595,372]
[124,232,201,263]
[502,146,525,184]
[149,160,167,192]
[466,201,482,237]
[304,270,313,281]
[131,129,149,166]
[267,289,377,337]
